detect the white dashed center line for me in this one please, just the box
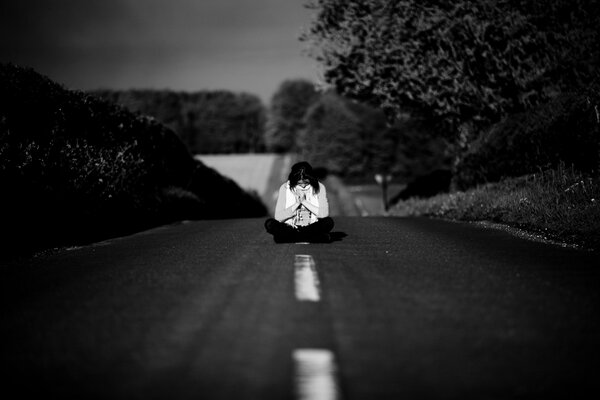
[294,254,321,302]
[293,349,341,400]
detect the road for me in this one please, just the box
[1,216,599,399]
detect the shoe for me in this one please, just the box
[274,235,293,243]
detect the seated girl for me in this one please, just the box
[264,161,334,243]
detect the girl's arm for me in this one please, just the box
[274,184,300,222]
[316,183,329,218]
[300,183,329,218]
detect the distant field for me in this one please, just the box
[195,154,290,214]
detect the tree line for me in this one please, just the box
[92,89,267,154]
[92,0,600,189]
[93,79,447,183]
[299,0,600,189]
[266,78,452,182]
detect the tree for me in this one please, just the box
[387,117,453,181]
[301,0,600,141]
[344,99,395,176]
[265,79,320,152]
[300,91,365,177]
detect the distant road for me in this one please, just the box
[2,216,599,399]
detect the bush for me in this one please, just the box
[453,91,600,190]
[389,169,452,202]
[0,63,267,256]
[391,163,600,250]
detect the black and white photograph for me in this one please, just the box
[1,0,599,398]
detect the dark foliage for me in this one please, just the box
[0,63,267,256]
[387,116,454,182]
[302,0,600,140]
[453,90,600,190]
[390,169,452,202]
[299,91,396,180]
[186,163,268,219]
[265,79,320,153]
[300,92,364,177]
[92,89,267,154]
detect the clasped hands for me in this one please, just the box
[296,192,306,206]
[295,191,318,215]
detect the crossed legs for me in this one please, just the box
[264,217,334,243]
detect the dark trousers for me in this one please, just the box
[264,217,334,242]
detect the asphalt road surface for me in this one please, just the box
[2,217,599,399]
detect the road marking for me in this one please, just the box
[294,255,321,302]
[293,349,341,400]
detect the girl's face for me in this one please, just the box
[297,179,310,189]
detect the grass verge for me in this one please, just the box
[390,164,600,251]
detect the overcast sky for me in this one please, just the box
[0,0,320,104]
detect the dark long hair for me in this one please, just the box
[288,161,320,194]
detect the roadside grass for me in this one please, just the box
[390,164,600,250]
